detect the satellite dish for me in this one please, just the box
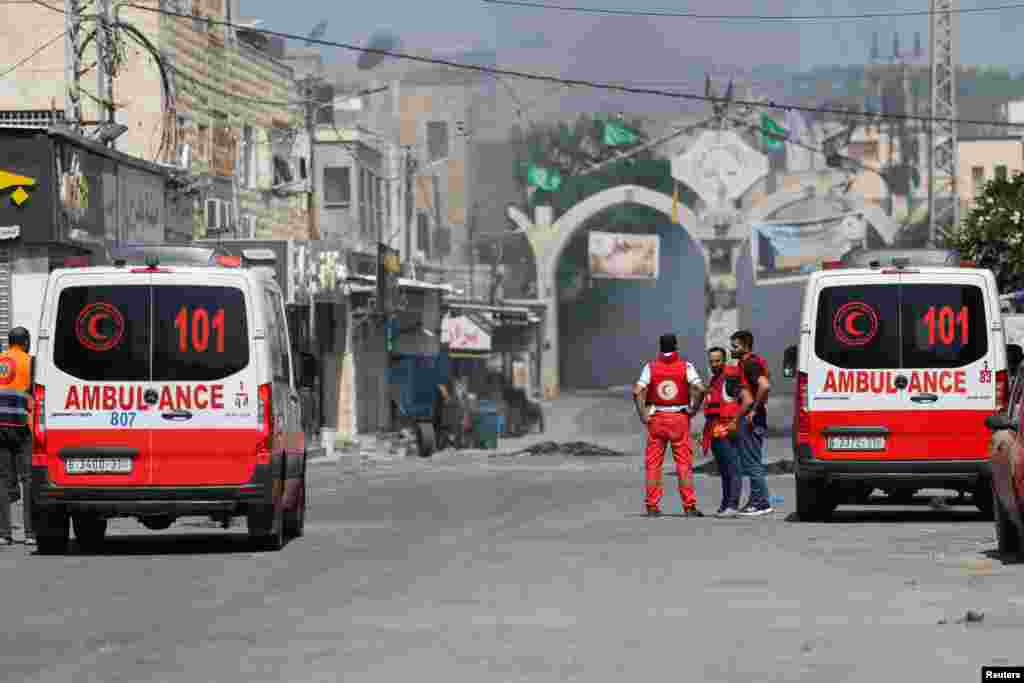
[357,30,401,70]
[305,20,328,46]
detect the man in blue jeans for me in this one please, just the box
[701,347,743,517]
[730,330,773,516]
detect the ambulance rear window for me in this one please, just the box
[815,284,900,369]
[53,285,151,381]
[901,284,987,369]
[151,286,249,382]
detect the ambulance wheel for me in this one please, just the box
[248,501,284,551]
[35,507,70,555]
[72,513,108,551]
[284,462,307,539]
[796,477,834,522]
[416,423,436,458]
[994,483,1021,557]
[973,479,994,519]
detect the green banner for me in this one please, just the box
[760,113,787,150]
[602,120,639,146]
[527,164,562,191]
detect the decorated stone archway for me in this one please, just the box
[508,184,710,400]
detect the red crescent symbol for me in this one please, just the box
[87,312,110,341]
[844,311,864,337]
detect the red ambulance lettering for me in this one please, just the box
[176,386,192,410]
[63,384,227,411]
[821,369,969,394]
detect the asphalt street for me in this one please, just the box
[0,391,1020,682]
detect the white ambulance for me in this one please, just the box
[782,252,1023,521]
[29,248,315,553]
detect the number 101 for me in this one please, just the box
[174,306,225,353]
[921,305,968,345]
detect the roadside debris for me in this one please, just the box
[496,441,628,457]
[938,609,985,625]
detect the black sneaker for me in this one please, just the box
[738,503,774,517]
[645,507,662,517]
[683,507,705,518]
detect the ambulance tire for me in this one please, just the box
[796,477,835,522]
[248,487,285,551]
[973,479,994,519]
[993,483,1021,558]
[35,507,70,555]
[284,460,307,539]
[72,513,107,551]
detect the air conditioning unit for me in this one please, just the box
[348,251,377,278]
[205,198,233,235]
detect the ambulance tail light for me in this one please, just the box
[32,384,46,453]
[257,383,272,465]
[960,260,977,268]
[214,255,242,268]
[796,372,810,439]
[996,370,1009,413]
[822,260,843,270]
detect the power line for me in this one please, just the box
[0,0,67,13]
[125,2,1021,129]
[0,31,67,79]
[482,0,1024,21]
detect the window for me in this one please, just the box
[375,177,384,235]
[360,169,370,236]
[54,285,151,381]
[262,289,291,384]
[417,211,430,257]
[815,284,900,369]
[323,166,351,205]
[901,284,987,369]
[196,124,209,162]
[996,165,1008,181]
[152,286,249,382]
[427,121,448,161]
[299,157,308,180]
[972,166,985,195]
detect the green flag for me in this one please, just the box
[526,164,562,191]
[602,120,639,146]
[760,113,787,150]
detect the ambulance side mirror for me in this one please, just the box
[782,346,797,379]
[1007,344,1023,375]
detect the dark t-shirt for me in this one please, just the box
[741,357,768,427]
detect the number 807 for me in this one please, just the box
[111,412,137,427]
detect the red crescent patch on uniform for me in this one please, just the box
[0,357,14,385]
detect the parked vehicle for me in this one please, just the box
[783,253,1019,520]
[29,250,315,553]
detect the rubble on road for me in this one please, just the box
[694,458,796,476]
[494,441,629,457]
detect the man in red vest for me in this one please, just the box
[730,329,774,516]
[702,347,744,517]
[633,333,705,517]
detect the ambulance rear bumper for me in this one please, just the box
[793,444,990,486]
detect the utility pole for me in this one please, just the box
[928,0,959,247]
[64,0,82,131]
[303,76,321,241]
[96,0,115,145]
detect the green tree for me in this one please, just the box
[950,171,1024,292]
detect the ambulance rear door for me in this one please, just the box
[895,270,998,461]
[807,274,905,460]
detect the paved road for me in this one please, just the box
[1,443,1021,683]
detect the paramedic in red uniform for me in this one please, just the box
[730,330,774,516]
[633,333,705,517]
[702,347,744,517]
[0,327,33,546]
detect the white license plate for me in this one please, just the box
[64,458,133,474]
[827,435,886,451]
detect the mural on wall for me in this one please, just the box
[588,231,659,280]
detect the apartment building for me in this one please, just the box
[0,0,310,242]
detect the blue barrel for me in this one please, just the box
[473,408,501,449]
